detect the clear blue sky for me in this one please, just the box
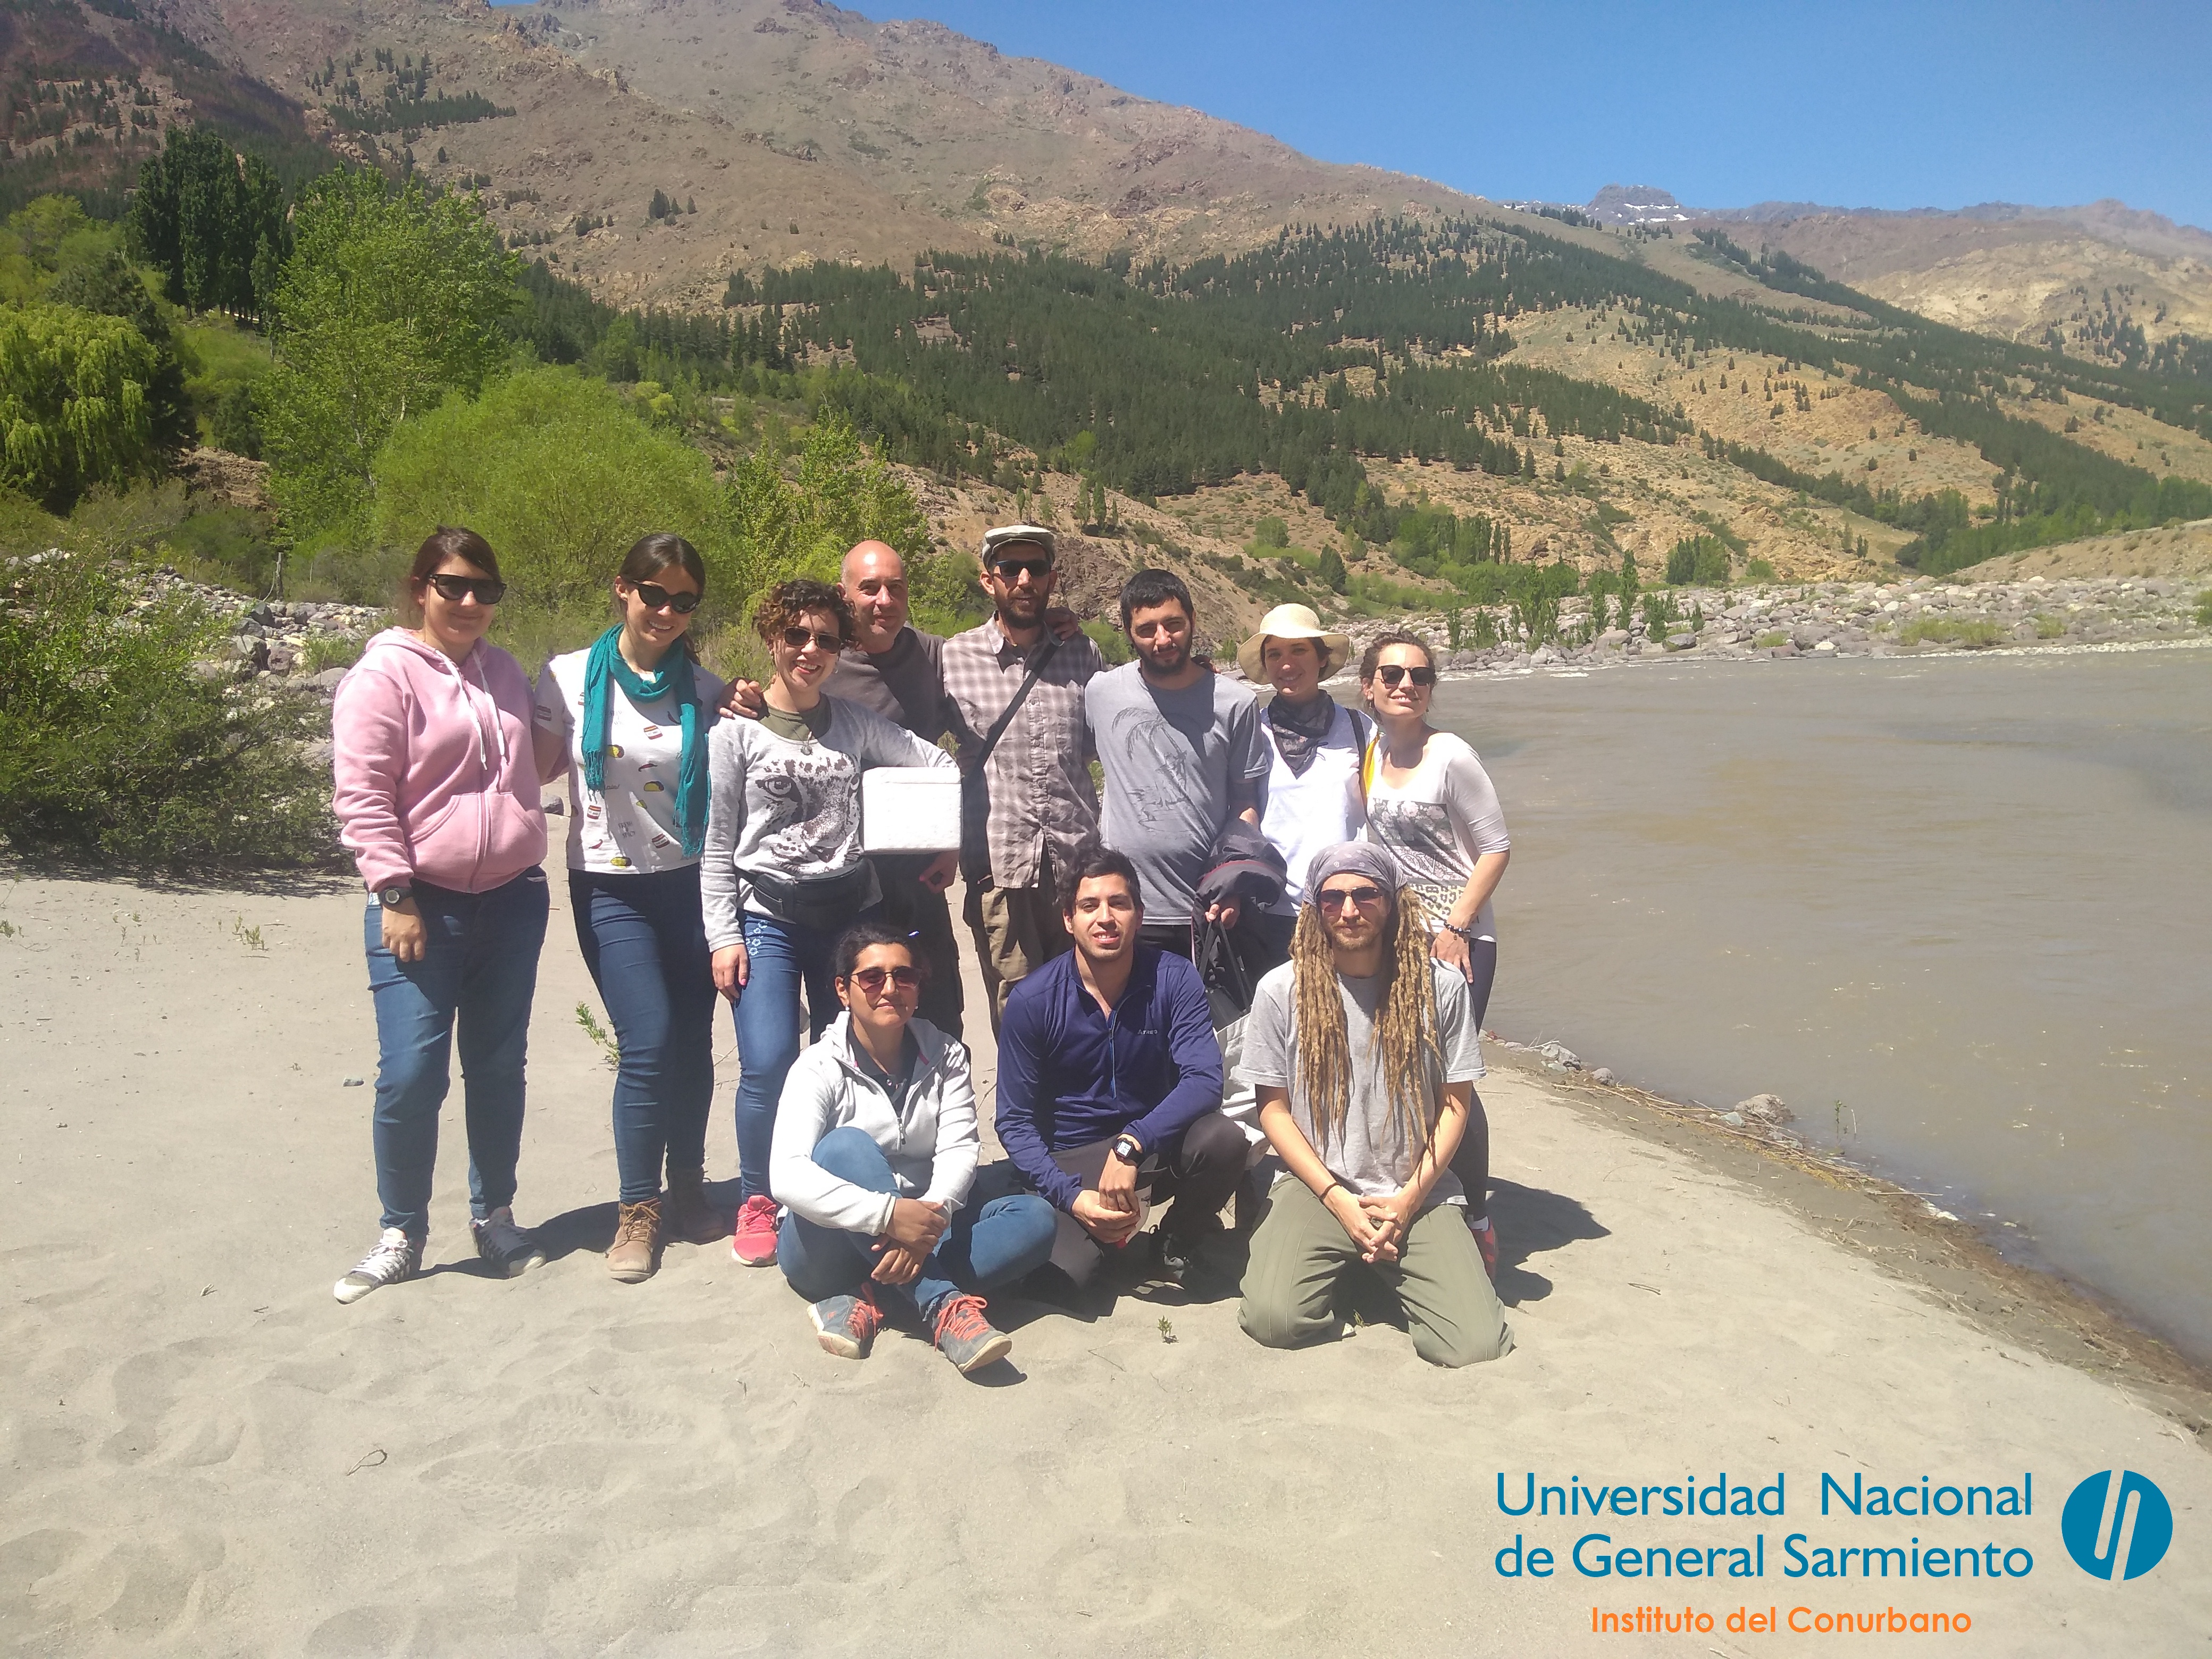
[571,0,2203,229]
[898,0,2212,227]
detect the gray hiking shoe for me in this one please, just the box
[929,1292,1012,1373]
[471,1206,547,1277]
[334,1227,421,1304]
[809,1287,884,1360]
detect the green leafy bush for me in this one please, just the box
[0,553,334,866]
[1665,534,1732,586]
[1899,616,2001,649]
[0,303,162,508]
[1082,618,1133,665]
[263,168,517,543]
[368,365,728,627]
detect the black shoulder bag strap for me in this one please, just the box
[959,634,1061,882]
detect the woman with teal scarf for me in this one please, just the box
[532,533,730,1284]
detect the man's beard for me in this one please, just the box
[1141,637,1190,676]
[996,591,1046,627]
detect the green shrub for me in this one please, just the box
[159,505,284,591]
[1665,534,1731,586]
[1899,616,2001,648]
[1754,630,1788,648]
[1082,618,1133,665]
[0,553,335,866]
[2195,591,2212,627]
[369,365,730,625]
[302,633,366,674]
[2033,613,2067,639]
[1745,556,1776,581]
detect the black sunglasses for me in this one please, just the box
[1375,664,1436,689]
[990,558,1052,581]
[782,626,844,653]
[849,965,921,993]
[424,573,507,605]
[631,581,700,615]
[1317,884,1388,911]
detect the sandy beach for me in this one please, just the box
[3,854,2209,1655]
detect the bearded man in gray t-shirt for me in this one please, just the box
[1086,568,1268,955]
[1236,842,1513,1368]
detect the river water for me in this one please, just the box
[1425,647,2212,1361]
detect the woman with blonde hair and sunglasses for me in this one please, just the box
[1357,629,1510,1276]
[702,578,958,1270]
[330,527,550,1304]
[534,533,728,1284]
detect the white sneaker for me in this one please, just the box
[334,1227,421,1304]
[472,1206,547,1277]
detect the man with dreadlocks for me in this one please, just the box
[1236,843,1512,1367]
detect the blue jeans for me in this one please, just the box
[572,867,717,1204]
[363,869,550,1236]
[730,910,868,1202]
[777,1128,1057,1318]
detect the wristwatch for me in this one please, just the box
[1110,1133,1144,1166]
[378,884,414,909]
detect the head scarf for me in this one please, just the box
[1304,841,1402,904]
[580,624,709,857]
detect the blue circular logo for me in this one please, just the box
[2061,1471,2173,1581]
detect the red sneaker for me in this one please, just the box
[730,1194,781,1267]
[1469,1213,1499,1280]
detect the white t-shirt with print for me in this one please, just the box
[1362,730,1509,941]
[535,649,727,875]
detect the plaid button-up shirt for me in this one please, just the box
[940,618,1104,891]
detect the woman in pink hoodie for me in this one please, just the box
[329,527,551,1304]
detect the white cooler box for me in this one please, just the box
[860,768,962,853]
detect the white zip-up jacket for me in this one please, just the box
[768,1013,978,1235]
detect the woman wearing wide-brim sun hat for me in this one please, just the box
[1238,604,1373,968]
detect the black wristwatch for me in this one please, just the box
[378,883,414,909]
[1110,1134,1144,1166]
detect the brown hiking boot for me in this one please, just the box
[607,1197,661,1284]
[661,1166,720,1245]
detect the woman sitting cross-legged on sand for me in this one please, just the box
[1358,628,1510,1276]
[702,578,959,1268]
[533,533,728,1284]
[329,527,551,1304]
[769,923,1057,1372]
[1236,842,1512,1368]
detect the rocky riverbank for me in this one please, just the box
[131,564,386,682]
[1330,570,2211,677]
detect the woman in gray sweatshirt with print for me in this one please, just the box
[770,921,1055,1372]
[702,579,956,1268]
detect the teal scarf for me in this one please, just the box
[580,625,709,858]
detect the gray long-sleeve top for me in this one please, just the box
[700,692,953,951]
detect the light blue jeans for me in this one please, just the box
[729,910,867,1202]
[777,1128,1057,1318]
[363,870,550,1236]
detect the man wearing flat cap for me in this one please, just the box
[1235,842,1512,1367]
[1237,603,1371,968]
[941,525,1107,1028]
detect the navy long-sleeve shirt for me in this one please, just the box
[993,946,1225,1212]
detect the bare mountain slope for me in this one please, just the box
[518,0,1492,263]
[1686,205,2212,355]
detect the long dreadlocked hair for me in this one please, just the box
[1289,885,1445,1157]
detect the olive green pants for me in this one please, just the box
[1239,1179,1513,1368]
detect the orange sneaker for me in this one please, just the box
[730,1194,781,1267]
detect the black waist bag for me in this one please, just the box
[748,862,874,932]
[959,634,1061,886]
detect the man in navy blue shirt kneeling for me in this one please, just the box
[990,849,1244,1287]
